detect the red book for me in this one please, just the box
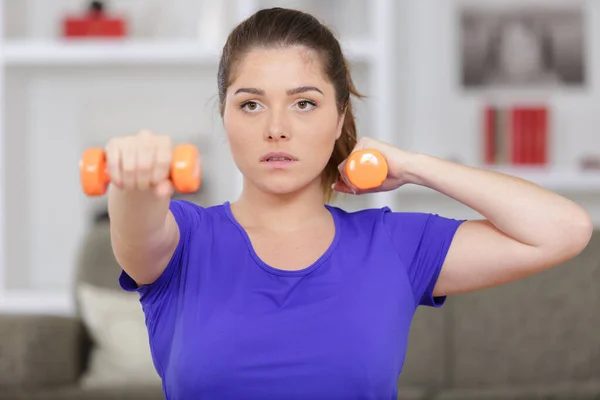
[511,107,523,164]
[512,106,547,165]
[483,105,496,165]
[522,107,534,164]
[536,107,548,165]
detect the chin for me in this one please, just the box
[254,174,317,197]
[259,180,305,196]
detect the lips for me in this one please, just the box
[266,156,292,161]
[260,152,298,162]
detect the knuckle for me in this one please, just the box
[106,159,120,170]
[104,139,119,152]
[121,162,136,173]
[137,163,152,173]
[137,129,154,137]
[155,159,171,170]
[157,135,173,149]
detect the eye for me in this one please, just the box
[241,101,264,113]
[294,100,317,111]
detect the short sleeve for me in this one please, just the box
[382,208,465,308]
[118,199,204,305]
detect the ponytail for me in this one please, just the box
[322,73,363,203]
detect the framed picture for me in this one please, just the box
[459,3,586,89]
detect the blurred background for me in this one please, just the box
[0,0,598,399]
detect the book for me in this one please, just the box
[483,104,549,166]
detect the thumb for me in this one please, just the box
[154,180,174,199]
[331,180,356,194]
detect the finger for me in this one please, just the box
[331,180,356,194]
[337,138,365,173]
[136,145,154,191]
[105,142,123,189]
[152,137,172,185]
[153,180,174,198]
[121,143,137,191]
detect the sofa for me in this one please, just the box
[397,230,600,400]
[0,207,165,400]
[0,207,598,400]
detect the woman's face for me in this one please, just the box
[223,46,344,197]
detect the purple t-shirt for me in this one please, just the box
[120,199,464,400]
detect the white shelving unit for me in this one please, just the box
[1,38,374,66]
[0,0,396,314]
[401,166,600,195]
[480,166,600,192]
[2,0,598,316]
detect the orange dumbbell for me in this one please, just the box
[79,144,202,196]
[344,149,388,191]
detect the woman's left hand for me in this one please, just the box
[332,137,416,194]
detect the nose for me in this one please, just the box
[264,108,290,141]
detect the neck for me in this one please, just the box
[231,178,330,232]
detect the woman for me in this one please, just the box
[107,7,592,400]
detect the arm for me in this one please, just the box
[108,188,179,286]
[403,153,593,296]
[106,131,181,287]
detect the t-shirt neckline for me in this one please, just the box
[223,201,342,277]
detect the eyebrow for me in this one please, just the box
[233,86,324,96]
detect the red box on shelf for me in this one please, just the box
[61,1,127,38]
[63,17,126,38]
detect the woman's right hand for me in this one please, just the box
[105,130,175,198]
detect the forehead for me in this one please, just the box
[230,46,329,89]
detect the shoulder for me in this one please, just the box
[330,204,464,248]
[328,204,432,229]
[327,204,387,226]
[169,200,230,231]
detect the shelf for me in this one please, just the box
[487,166,600,191]
[0,290,73,316]
[2,40,222,66]
[1,38,374,67]
[400,166,600,194]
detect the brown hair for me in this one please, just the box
[217,7,362,202]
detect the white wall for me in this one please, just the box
[4,65,233,290]
[1,0,600,302]
[393,0,600,223]
[402,0,598,167]
[1,0,376,294]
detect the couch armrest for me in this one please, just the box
[0,313,83,388]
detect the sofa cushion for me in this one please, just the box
[433,379,600,399]
[396,387,432,400]
[399,306,448,388]
[0,385,431,400]
[74,193,206,292]
[0,384,164,400]
[77,283,161,388]
[74,220,122,292]
[447,232,600,387]
[0,314,82,388]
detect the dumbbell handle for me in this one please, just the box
[79,144,201,196]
